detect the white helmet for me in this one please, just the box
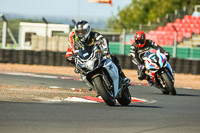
[75,20,91,42]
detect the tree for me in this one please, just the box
[107,0,200,31]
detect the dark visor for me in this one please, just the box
[76,29,87,37]
[135,39,145,45]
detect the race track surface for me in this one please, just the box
[0,72,200,133]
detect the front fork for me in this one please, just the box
[81,71,114,92]
[81,74,94,90]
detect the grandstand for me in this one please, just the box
[127,4,200,47]
[146,15,200,47]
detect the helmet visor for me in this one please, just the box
[135,39,145,45]
[75,29,87,37]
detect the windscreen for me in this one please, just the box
[78,45,96,60]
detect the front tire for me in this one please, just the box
[161,73,177,95]
[93,76,116,106]
[117,87,131,106]
[162,90,170,94]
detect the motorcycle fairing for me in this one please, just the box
[157,52,166,68]
[144,57,159,70]
[103,59,119,97]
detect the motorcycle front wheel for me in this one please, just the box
[161,73,177,95]
[93,76,116,106]
[117,86,131,106]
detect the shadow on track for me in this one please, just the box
[114,104,162,108]
[176,94,200,97]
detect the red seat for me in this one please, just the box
[155,31,162,35]
[148,30,156,35]
[158,39,165,46]
[160,31,167,35]
[193,28,200,34]
[180,27,187,32]
[157,26,165,31]
[192,24,200,34]
[156,35,164,40]
[194,24,200,28]
[154,39,159,44]
[164,26,175,32]
[166,31,176,36]
[174,23,181,28]
[191,20,199,24]
[176,22,183,28]
[146,34,151,39]
[191,16,200,21]
[166,40,174,45]
[177,31,184,37]
[184,15,191,19]
[184,32,192,38]
[163,35,170,41]
[174,19,182,23]
[180,27,192,38]
[183,19,192,24]
[166,23,173,27]
[182,23,191,29]
[149,35,157,41]
[189,23,195,28]
[177,36,183,42]
[175,27,182,31]
[186,28,193,34]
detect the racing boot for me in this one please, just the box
[119,70,130,84]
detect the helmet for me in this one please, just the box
[134,31,146,48]
[75,20,91,42]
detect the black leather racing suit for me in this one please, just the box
[130,40,167,80]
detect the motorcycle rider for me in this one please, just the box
[130,31,170,86]
[66,20,130,85]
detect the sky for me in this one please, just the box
[0,0,132,21]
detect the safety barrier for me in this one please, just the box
[0,49,200,74]
[109,42,200,59]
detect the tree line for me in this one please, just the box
[107,0,200,31]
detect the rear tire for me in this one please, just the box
[93,76,116,106]
[117,87,131,106]
[161,73,177,95]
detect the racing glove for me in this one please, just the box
[97,39,109,56]
[66,55,76,65]
[102,48,109,55]
[138,65,145,72]
[164,52,170,60]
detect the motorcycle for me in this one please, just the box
[74,41,131,106]
[142,49,177,95]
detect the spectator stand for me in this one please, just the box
[146,14,200,47]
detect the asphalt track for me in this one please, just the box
[0,72,200,133]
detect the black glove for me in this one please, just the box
[164,52,170,60]
[138,65,145,72]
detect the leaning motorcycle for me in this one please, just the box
[142,49,177,95]
[74,41,131,106]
